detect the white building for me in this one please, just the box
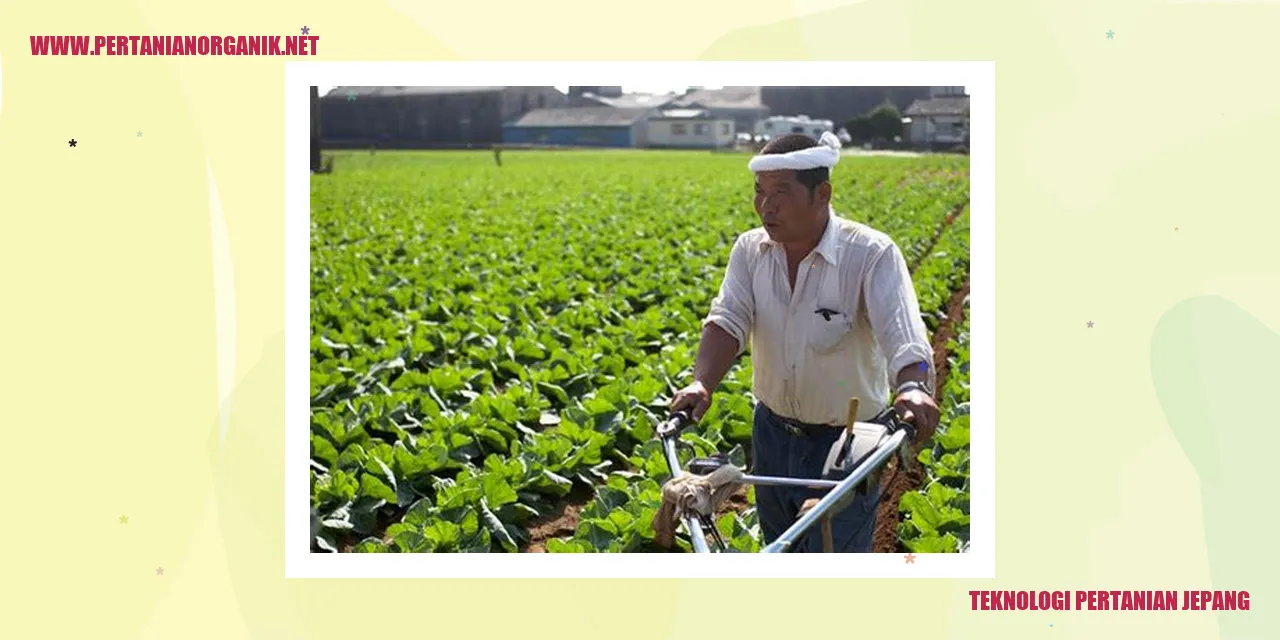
[754,115,835,140]
[902,94,970,148]
[646,108,736,148]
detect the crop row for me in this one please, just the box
[897,304,970,553]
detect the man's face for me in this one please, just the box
[754,170,828,243]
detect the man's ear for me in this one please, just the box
[816,181,833,206]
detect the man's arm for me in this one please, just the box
[692,322,740,392]
[698,234,755,389]
[863,242,935,392]
[863,241,939,443]
[671,235,754,420]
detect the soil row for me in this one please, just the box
[871,274,969,553]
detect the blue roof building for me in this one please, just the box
[502,107,650,148]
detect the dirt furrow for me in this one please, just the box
[871,275,969,553]
[908,199,968,273]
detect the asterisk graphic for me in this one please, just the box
[346,90,357,102]
[155,567,164,576]
[68,139,77,147]
[137,131,142,137]
[1087,321,1094,328]
[904,553,916,564]
[1175,227,1179,231]
[1106,30,1115,39]
[301,26,310,35]
[119,515,128,524]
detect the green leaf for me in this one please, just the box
[391,526,432,553]
[480,499,518,553]
[456,509,491,552]
[426,520,462,550]
[632,376,665,405]
[415,443,450,475]
[903,532,959,553]
[315,533,340,553]
[546,538,585,553]
[583,521,616,549]
[359,473,398,504]
[607,510,635,533]
[481,474,519,507]
[935,422,969,451]
[311,434,339,467]
[536,381,569,406]
[352,537,390,553]
[582,396,616,416]
[475,427,509,452]
[899,492,942,534]
[401,498,435,528]
[316,470,359,506]
[321,515,354,531]
[371,456,413,506]
[335,443,368,472]
[349,497,385,535]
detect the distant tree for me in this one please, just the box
[844,116,873,144]
[866,102,903,143]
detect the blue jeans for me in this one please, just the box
[751,402,880,553]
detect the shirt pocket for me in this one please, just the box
[807,308,854,354]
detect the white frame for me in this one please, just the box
[285,61,995,579]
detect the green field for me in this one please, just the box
[309,149,971,553]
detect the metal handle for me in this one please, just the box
[655,409,716,552]
[761,428,908,553]
[657,409,693,438]
[659,434,713,553]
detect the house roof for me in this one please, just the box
[322,86,509,99]
[672,86,766,110]
[904,96,970,117]
[584,92,677,109]
[652,108,714,120]
[506,107,650,127]
[761,115,835,127]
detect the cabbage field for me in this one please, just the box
[309,149,971,553]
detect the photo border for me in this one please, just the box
[285,60,994,578]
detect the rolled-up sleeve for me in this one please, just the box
[703,234,755,357]
[864,241,935,390]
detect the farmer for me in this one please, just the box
[669,132,938,553]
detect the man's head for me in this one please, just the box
[753,134,833,245]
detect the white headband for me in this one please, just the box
[748,131,843,173]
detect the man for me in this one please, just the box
[670,132,939,553]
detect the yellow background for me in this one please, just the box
[1,0,1276,638]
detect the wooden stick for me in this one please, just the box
[846,397,860,434]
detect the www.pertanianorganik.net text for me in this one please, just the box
[30,35,319,56]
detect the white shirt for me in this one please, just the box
[703,208,934,425]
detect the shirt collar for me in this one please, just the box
[757,206,841,267]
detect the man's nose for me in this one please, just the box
[759,197,777,215]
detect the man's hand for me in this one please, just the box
[894,389,939,447]
[670,380,713,422]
